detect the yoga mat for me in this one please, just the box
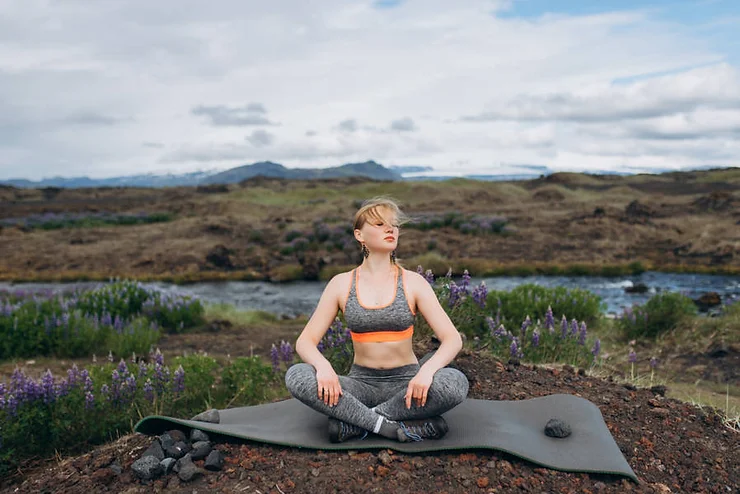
[134,394,637,482]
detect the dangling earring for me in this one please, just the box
[390,250,396,264]
[361,244,370,258]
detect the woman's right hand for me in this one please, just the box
[315,364,343,407]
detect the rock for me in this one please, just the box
[694,292,722,312]
[191,409,220,424]
[141,440,165,461]
[625,282,649,294]
[190,441,213,461]
[650,385,667,396]
[131,456,164,480]
[377,450,393,466]
[158,433,174,451]
[160,457,177,475]
[205,450,225,472]
[544,418,572,438]
[164,441,191,460]
[190,429,210,443]
[176,454,203,482]
[109,461,123,475]
[166,429,187,443]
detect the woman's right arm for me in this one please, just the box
[294,274,346,406]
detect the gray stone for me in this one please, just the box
[176,454,203,482]
[160,457,177,475]
[190,441,213,461]
[131,456,163,480]
[204,450,225,471]
[141,440,164,461]
[190,429,210,443]
[191,409,220,424]
[164,440,192,460]
[544,418,572,438]
[109,462,123,475]
[158,433,174,451]
[166,429,187,443]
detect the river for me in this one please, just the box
[1,271,739,319]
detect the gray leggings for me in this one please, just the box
[284,362,469,432]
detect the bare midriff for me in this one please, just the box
[351,338,418,369]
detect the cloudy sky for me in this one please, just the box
[1,0,739,180]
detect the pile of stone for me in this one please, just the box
[131,428,225,483]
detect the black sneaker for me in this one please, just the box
[328,418,369,443]
[396,416,449,442]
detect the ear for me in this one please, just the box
[353,229,363,243]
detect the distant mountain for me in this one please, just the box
[0,171,218,188]
[200,160,401,184]
[389,165,434,174]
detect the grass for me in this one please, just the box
[204,303,280,326]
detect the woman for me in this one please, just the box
[285,197,469,443]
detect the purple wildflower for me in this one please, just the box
[578,321,587,345]
[138,360,148,379]
[560,315,568,339]
[628,350,637,363]
[570,319,578,337]
[520,315,532,338]
[85,391,95,409]
[544,306,555,333]
[649,357,658,369]
[416,265,423,275]
[280,340,294,365]
[143,379,154,402]
[532,330,540,347]
[424,269,434,285]
[173,366,185,395]
[509,339,519,358]
[448,281,462,308]
[41,370,57,404]
[472,282,488,309]
[591,338,601,357]
[270,344,280,373]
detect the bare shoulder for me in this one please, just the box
[401,268,430,294]
[325,269,355,296]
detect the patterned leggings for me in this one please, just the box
[284,361,469,431]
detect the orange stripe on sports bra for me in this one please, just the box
[350,325,414,343]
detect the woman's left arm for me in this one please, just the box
[405,271,463,408]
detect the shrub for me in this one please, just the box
[616,292,698,339]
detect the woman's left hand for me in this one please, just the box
[405,368,435,409]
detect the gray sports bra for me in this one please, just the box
[343,266,416,343]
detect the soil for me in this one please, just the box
[1,169,740,282]
[2,343,738,494]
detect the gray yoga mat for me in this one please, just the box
[134,394,637,482]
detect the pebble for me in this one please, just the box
[176,454,203,482]
[164,440,191,460]
[131,456,163,480]
[191,429,210,443]
[167,429,187,443]
[205,450,225,471]
[160,457,176,475]
[544,418,572,438]
[191,409,220,423]
[377,450,393,466]
[190,441,213,461]
[141,440,165,461]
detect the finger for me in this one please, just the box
[421,389,429,407]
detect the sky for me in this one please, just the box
[1,0,739,180]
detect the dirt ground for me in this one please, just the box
[3,344,737,494]
[1,169,739,282]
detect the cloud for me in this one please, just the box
[337,119,359,133]
[142,141,165,149]
[191,104,277,126]
[245,129,275,147]
[64,112,129,126]
[389,117,417,132]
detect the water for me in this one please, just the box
[2,272,738,319]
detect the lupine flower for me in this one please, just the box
[173,366,185,395]
[560,315,568,338]
[591,339,601,357]
[544,306,555,333]
[424,269,434,285]
[138,360,148,379]
[270,344,280,373]
[578,322,587,346]
[416,265,423,275]
[41,370,57,404]
[649,357,658,369]
[152,348,165,366]
[461,270,471,294]
[85,391,95,409]
[509,339,519,358]
[570,319,578,337]
[628,350,637,363]
[448,282,462,308]
[520,315,532,338]
[471,282,487,309]
[117,359,129,377]
[532,329,540,348]
[143,379,154,402]
[280,340,294,365]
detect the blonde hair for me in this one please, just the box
[352,196,409,231]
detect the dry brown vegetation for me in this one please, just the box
[1,168,739,282]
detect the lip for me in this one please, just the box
[384,236,395,241]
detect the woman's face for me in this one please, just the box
[355,207,399,253]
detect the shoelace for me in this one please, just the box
[399,421,437,442]
[340,421,368,441]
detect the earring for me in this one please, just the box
[361,244,370,258]
[390,250,396,264]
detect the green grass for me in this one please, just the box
[204,303,279,326]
